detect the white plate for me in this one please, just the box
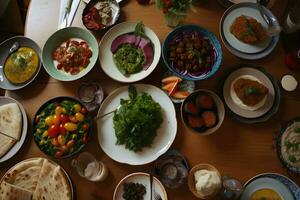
[0,96,28,163]
[97,84,177,165]
[223,67,275,118]
[219,2,279,60]
[113,172,168,200]
[0,158,74,199]
[99,21,161,83]
[241,177,294,200]
[222,6,272,54]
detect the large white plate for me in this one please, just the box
[241,177,294,200]
[0,96,28,162]
[97,84,177,165]
[113,172,168,200]
[99,22,161,83]
[0,157,74,199]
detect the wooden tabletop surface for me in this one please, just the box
[2,0,300,199]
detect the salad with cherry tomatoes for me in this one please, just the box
[52,39,92,75]
[33,98,91,158]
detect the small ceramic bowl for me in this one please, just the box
[42,27,98,81]
[82,0,120,31]
[162,25,222,81]
[0,36,42,90]
[181,89,225,136]
[188,163,222,199]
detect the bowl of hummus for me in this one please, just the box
[277,117,300,174]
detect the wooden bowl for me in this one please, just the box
[188,163,222,199]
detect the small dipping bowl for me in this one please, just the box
[77,82,104,111]
[154,149,189,189]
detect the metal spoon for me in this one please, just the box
[256,0,282,36]
[0,42,20,82]
[94,105,121,120]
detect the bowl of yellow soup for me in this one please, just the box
[0,36,42,90]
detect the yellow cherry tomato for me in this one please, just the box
[74,104,82,113]
[75,112,84,122]
[45,116,55,126]
[57,134,66,146]
[55,106,63,115]
[64,122,78,132]
[42,130,48,138]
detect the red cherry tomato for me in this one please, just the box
[82,124,89,131]
[48,125,60,138]
[55,151,63,158]
[60,114,70,123]
[66,139,75,148]
[80,107,88,115]
[60,145,68,153]
[69,115,77,123]
[59,124,67,135]
[53,114,61,125]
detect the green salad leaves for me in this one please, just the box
[113,85,163,152]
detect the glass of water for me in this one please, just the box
[71,152,108,182]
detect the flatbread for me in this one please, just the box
[1,158,44,193]
[0,181,32,200]
[32,159,71,200]
[0,103,22,140]
[0,134,16,158]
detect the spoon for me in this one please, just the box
[150,169,153,200]
[256,0,282,36]
[0,42,20,82]
[94,105,121,120]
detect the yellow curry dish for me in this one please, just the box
[4,47,39,84]
[250,188,282,200]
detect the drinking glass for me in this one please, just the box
[71,152,108,182]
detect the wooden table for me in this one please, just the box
[2,0,300,199]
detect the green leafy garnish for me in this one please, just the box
[134,22,147,39]
[113,86,163,152]
[294,127,300,133]
[288,155,297,163]
[244,87,261,96]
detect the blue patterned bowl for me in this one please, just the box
[162,25,222,81]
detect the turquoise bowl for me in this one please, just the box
[162,25,222,81]
[42,27,98,81]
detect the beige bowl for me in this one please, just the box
[188,163,222,199]
[181,89,225,135]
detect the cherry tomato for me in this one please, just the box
[51,137,59,146]
[69,115,77,123]
[45,116,55,126]
[55,106,63,115]
[82,124,89,131]
[82,133,88,144]
[57,134,66,146]
[60,145,68,152]
[53,114,61,125]
[66,139,75,148]
[74,104,82,113]
[48,125,60,138]
[80,107,88,115]
[55,151,63,158]
[60,114,70,123]
[75,112,84,122]
[64,122,78,132]
[59,124,67,135]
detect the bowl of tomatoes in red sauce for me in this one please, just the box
[42,27,98,81]
[33,97,92,158]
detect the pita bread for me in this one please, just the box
[2,158,44,192]
[32,159,71,200]
[0,134,16,158]
[0,103,22,140]
[0,181,32,200]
